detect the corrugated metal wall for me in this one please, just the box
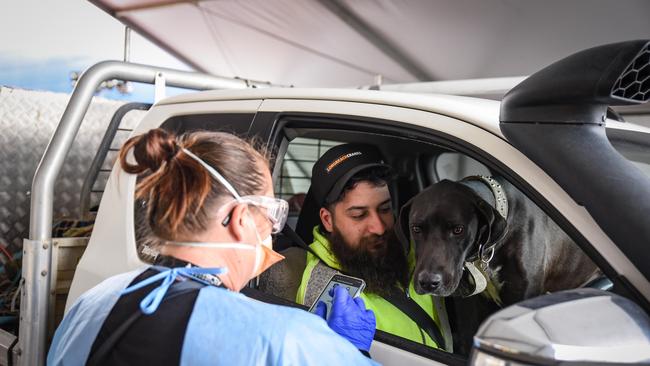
[0,86,143,250]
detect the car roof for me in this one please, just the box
[157,88,505,138]
[157,88,650,137]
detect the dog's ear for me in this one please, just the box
[475,199,507,245]
[396,197,414,252]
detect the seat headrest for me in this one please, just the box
[295,187,321,244]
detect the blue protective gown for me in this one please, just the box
[47,268,378,365]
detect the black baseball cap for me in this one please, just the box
[310,143,390,206]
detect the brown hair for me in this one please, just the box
[119,128,270,241]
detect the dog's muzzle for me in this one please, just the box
[417,272,443,293]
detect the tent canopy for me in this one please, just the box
[92,0,650,88]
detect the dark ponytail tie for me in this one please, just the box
[167,140,181,162]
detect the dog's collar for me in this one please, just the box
[462,261,503,306]
[461,175,508,220]
[460,176,509,266]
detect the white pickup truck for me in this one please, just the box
[13,40,650,365]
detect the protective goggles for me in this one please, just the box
[238,195,288,234]
[182,148,289,234]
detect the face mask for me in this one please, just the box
[245,212,284,279]
[167,211,283,291]
[167,239,284,291]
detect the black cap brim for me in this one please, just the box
[323,162,390,205]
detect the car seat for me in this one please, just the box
[257,191,319,301]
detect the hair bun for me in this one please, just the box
[140,129,179,170]
[120,128,180,174]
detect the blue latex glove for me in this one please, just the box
[314,285,376,352]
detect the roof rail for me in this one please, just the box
[359,76,527,100]
[21,60,276,366]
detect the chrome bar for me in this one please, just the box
[123,27,131,63]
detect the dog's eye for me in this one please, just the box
[453,225,464,235]
[411,225,422,234]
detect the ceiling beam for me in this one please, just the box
[318,0,434,81]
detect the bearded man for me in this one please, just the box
[296,144,449,350]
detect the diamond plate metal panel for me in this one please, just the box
[0,86,145,251]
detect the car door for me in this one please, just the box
[251,96,650,366]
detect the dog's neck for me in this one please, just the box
[461,177,511,263]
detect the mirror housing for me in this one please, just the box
[471,289,650,365]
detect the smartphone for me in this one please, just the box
[308,274,366,319]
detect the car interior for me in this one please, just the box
[259,128,491,300]
[256,118,615,359]
[255,123,495,358]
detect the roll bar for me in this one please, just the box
[21,61,275,366]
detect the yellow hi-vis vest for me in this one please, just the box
[296,227,444,349]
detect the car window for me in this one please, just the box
[159,112,254,136]
[434,152,491,181]
[275,137,339,224]
[258,118,615,363]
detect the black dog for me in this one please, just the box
[397,177,600,304]
[396,177,600,353]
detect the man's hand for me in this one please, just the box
[314,285,376,352]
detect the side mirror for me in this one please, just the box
[470,289,650,365]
